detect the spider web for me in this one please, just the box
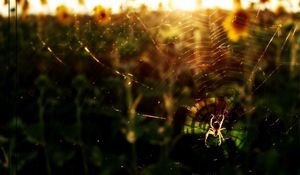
[35,6,299,139]
[13,2,300,174]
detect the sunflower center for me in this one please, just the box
[260,0,269,3]
[62,12,68,19]
[232,10,249,31]
[100,12,106,19]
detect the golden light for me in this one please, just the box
[0,0,299,16]
[202,0,234,9]
[171,0,197,11]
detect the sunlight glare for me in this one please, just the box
[202,0,234,9]
[0,0,299,16]
[171,0,197,11]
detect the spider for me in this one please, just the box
[205,113,226,146]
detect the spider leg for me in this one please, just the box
[216,127,226,146]
[218,133,224,146]
[210,114,215,128]
[205,131,210,146]
[220,132,225,141]
[220,114,225,128]
[205,129,213,146]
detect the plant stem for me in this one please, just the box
[125,76,138,175]
[75,89,88,175]
[38,88,51,175]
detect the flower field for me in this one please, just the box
[0,1,300,174]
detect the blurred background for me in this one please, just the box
[0,0,300,174]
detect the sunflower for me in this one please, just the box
[78,0,84,6]
[223,9,250,42]
[275,5,286,16]
[93,5,111,25]
[259,0,269,3]
[56,5,72,25]
[40,0,47,5]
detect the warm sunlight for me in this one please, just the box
[1,0,300,173]
[0,0,299,16]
